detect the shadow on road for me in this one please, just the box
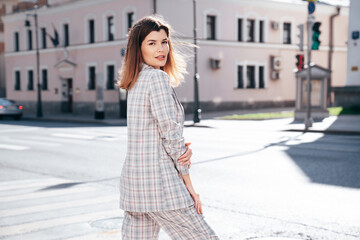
[284,117,360,189]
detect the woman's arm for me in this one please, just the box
[181,174,203,214]
[149,70,189,175]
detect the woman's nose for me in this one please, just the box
[157,44,164,52]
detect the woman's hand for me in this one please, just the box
[191,192,203,215]
[178,142,192,169]
[186,184,203,214]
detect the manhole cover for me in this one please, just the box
[250,238,301,240]
[90,217,123,230]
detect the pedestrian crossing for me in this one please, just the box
[0,177,124,240]
[0,127,126,152]
[0,177,175,240]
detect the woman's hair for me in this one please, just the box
[117,15,188,90]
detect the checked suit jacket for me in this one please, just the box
[120,63,194,212]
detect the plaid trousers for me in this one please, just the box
[121,205,219,240]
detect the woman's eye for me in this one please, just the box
[149,42,155,45]
[162,41,168,44]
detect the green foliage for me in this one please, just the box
[218,107,360,120]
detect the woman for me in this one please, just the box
[118,15,219,239]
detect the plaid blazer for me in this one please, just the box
[120,64,194,212]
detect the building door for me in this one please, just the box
[61,78,73,113]
[67,79,73,112]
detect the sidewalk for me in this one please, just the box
[22,108,360,135]
[22,113,127,126]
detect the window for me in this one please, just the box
[41,28,47,49]
[14,71,21,90]
[283,22,291,44]
[42,69,48,90]
[259,66,265,88]
[247,19,255,42]
[89,19,95,43]
[127,12,134,31]
[246,66,255,88]
[106,65,115,90]
[27,70,34,90]
[63,23,69,46]
[259,20,264,43]
[27,29,33,50]
[237,66,243,88]
[237,65,265,89]
[206,15,216,40]
[88,66,96,90]
[107,16,115,41]
[238,19,242,42]
[14,32,19,52]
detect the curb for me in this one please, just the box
[22,116,127,125]
[284,128,360,135]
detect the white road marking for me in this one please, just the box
[0,209,122,238]
[0,143,29,151]
[0,137,61,147]
[0,127,39,133]
[52,133,96,140]
[0,186,96,203]
[0,178,71,192]
[0,194,118,217]
[64,231,122,240]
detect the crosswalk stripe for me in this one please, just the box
[64,230,122,240]
[0,209,123,238]
[0,186,96,203]
[0,143,29,151]
[52,133,96,140]
[0,127,39,134]
[0,178,71,192]
[0,137,61,147]
[0,195,118,217]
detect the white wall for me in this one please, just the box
[346,0,360,86]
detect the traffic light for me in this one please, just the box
[297,24,304,51]
[295,54,304,71]
[312,22,321,50]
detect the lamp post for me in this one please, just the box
[25,5,42,117]
[193,0,201,123]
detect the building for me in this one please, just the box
[1,0,349,117]
[333,0,360,108]
[0,0,47,98]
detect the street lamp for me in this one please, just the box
[193,0,201,123]
[25,5,42,118]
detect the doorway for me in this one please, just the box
[61,78,73,113]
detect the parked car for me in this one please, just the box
[0,98,23,120]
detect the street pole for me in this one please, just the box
[34,6,43,117]
[305,13,314,130]
[193,0,201,123]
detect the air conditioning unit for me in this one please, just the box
[271,56,282,70]
[270,70,280,80]
[271,21,279,30]
[210,58,221,69]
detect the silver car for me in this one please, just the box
[0,98,23,120]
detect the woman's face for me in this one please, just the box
[141,29,169,69]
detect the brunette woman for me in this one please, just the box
[118,15,219,240]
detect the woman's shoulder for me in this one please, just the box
[139,68,170,84]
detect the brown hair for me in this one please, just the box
[117,15,187,90]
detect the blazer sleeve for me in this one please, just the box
[149,70,189,175]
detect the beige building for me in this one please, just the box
[0,0,47,97]
[1,0,349,117]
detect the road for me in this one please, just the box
[0,118,359,240]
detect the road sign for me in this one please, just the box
[308,2,315,14]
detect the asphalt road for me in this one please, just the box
[0,118,359,240]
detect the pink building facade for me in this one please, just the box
[1,0,349,117]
